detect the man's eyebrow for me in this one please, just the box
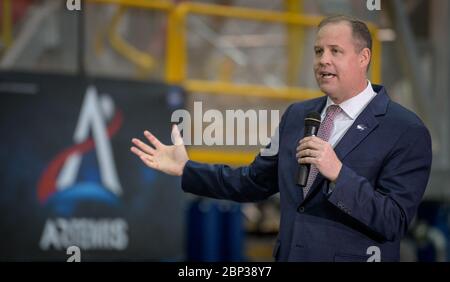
[327,44,343,49]
[314,44,343,49]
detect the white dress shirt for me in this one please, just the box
[321,81,377,148]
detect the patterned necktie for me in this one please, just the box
[303,104,342,197]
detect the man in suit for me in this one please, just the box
[130,15,432,262]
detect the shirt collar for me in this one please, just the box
[323,80,377,120]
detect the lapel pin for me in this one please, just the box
[356,124,367,131]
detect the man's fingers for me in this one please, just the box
[297,140,322,152]
[299,136,310,144]
[298,157,316,164]
[132,138,155,155]
[131,146,159,168]
[130,146,151,159]
[130,146,154,161]
[144,130,163,149]
[299,136,324,145]
[296,149,319,159]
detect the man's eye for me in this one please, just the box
[332,49,339,54]
[315,49,323,55]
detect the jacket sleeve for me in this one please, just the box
[181,105,293,203]
[326,123,432,242]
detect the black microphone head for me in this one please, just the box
[304,111,321,127]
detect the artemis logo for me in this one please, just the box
[66,0,81,11]
[366,0,381,11]
[37,86,127,251]
[40,218,128,251]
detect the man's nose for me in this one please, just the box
[318,50,332,66]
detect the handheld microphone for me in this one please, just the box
[297,111,321,187]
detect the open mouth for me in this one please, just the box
[319,72,337,79]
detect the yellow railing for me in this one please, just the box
[184,80,322,101]
[2,0,383,97]
[188,149,257,167]
[89,0,173,10]
[89,0,174,76]
[107,6,155,75]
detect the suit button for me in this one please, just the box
[298,207,305,213]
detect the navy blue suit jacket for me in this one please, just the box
[181,85,432,262]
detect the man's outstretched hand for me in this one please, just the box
[130,124,189,176]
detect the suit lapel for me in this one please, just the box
[300,85,390,204]
[334,109,378,160]
[335,85,390,160]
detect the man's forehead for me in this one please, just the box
[315,23,353,45]
[318,21,353,32]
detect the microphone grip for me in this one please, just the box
[298,163,310,187]
[297,126,318,187]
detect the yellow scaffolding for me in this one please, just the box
[165,2,381,100]
[2,0,384,95]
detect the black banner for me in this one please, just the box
[0,72,186,261]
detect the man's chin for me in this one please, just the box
[318,84,337,96]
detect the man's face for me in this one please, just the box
[314,22,367,102]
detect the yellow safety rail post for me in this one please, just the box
[2,0,12,51]
[165,2,186,84]
[285,0,304,87]
[370,28,382,84]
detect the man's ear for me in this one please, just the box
[360,48,371,69]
